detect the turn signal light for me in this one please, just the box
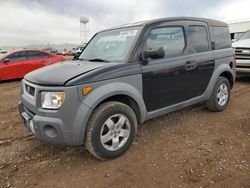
[82,86,93,95]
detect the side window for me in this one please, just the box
[211,27,231,50]
[144,27,185,59]
[189,26,209,53]
[8,52,27,62]
[26,51,50,59]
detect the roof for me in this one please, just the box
[9,48,44,53]
[101,17,228,32]
[0,49,52,59]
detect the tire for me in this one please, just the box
[206,76,231,112]
[85,101,137,160]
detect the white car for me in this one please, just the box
[75,43,87,54]
[232,30,250,74]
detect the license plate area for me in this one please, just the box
[21,112,35,134]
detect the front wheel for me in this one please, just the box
[206,76,231,112]
[85,101,137,160]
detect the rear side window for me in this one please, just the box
[8,52,27,61]
[189,26,209,52]
[211,27,231,50]
[144,27,185,59]
[26,51,50,59]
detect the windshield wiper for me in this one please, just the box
[78,58,87,61]
[87,58,110,62]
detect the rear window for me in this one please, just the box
[211,27,231,50]
[26,51,50,59]
[189,26,209,52]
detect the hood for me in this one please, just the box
[232,39,250,48]
[25,61,110,86]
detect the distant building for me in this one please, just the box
[228,20,250,40]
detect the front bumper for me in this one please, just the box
[236,59,250,73]
[18,102,67,144]
[18,80,92,145]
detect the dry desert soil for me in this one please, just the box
[0,77,250,188]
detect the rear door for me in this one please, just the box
[185,21,215,96]
[24,51,52,74]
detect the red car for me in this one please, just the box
[0,49,64,81]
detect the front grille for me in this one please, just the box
[25,84,35,96]
[235,47,250,60]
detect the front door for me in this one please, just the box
[140,21,214,112]
[0,51,27,80]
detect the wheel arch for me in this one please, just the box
[219,71,234,88]
[77,81,147,144]
[82,82,147,123]
[204,64,235,99]
[97,94,142,124]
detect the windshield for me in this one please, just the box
[79,26,142,62]
[239,31,250,40]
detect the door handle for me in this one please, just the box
[185,60,197,71]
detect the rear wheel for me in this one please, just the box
[206,76,231,112]
[85,101,137,160]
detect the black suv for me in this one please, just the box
[19,17,235,160]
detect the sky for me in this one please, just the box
[0,0,250,46]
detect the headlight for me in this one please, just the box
[41,91,65,109]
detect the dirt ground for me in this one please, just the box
[0,78,250,188]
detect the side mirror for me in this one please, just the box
[141,47,165,63]
[3,58,10,63]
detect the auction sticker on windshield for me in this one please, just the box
[120,30,138,36]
